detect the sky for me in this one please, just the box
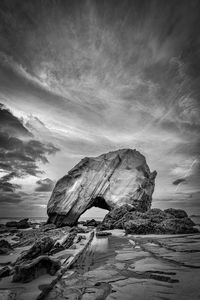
[0,0,200,218]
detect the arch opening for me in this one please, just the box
[79,196,110,222]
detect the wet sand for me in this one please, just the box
[46,230,200,300]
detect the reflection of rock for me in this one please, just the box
[16,237,54,264]
[0,239,13,255]
[13,255,60,283]
[100,206,198,234]
[47,149,157,226]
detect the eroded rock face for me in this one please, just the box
[47,149,157,226]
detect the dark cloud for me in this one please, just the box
[35,178,54,192]
[0,103,31,138]
[173,178,186,186]
[0,104,59,202]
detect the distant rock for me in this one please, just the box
[84,219,101,227]
[96,231,112,237]
[99,206,198,234]
[47,149,157,226]
[6,218,30,229]
[0,240,13,255]
[13,255,60,283]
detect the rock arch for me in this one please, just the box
[47,149,157,227]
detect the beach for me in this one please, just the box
[0,217,200,300]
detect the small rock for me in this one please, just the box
[0,240,13,255]
[50,232,76,255]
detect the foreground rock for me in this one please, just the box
[47,149,157,226]
[15,236,54,264]
[99,206,198,234]
[13,255,60,283]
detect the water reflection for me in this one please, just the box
[91,234,109,253]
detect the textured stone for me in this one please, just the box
[15,236,54,264]
[100,205,198,234]
[47,149,157,226]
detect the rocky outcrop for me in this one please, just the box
[99,206,198,234]
[47,149,157,226]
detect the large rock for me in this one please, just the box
[13,256,60,283]
[99,206,198,234]
[47,149,157,226]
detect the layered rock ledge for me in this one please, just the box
[47,149,157,226]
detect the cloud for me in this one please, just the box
[35,178,54,192]
[0,103,59,206]
[172,178,186,185]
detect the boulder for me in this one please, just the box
[13,255,61,283]
[100,205,198,234]
[0,240,13,255]
[15,237,54,264]
[47,149,157,226]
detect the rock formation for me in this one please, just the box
[98,206,198,234]
[47,149,157,226]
